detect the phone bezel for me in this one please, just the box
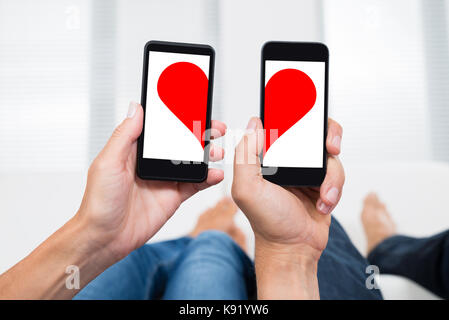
[137,40,215,182]
[260,41,329,187]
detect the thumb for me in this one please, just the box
[233,117,264,181]
[103,102,143,163]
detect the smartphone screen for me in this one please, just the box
[263,60,325,168]
[143,51,211,163]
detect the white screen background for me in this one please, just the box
[263,60,325,168]
[143,51,210,162]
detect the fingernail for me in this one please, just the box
[332,135,341,150]
[246,118,257,133]
[318,199,332,214]
[127,101,138,118]
[326,187,339,204]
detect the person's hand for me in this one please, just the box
[232,117,344,259]
[75,102,227,262]
[231,117,344,299]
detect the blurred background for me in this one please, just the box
[1,0,449,299]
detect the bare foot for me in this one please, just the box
[361,193,397,254]
[189,197,247,251]
[228,224,247,252]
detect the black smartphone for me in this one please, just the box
[260,41,329,187]
[137,41,215,182]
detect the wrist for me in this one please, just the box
[254,233,323,264]
[254,235,321,300]
[68,212,119,271]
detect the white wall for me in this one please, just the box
[323,0,431,164]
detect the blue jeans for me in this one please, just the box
[368,229,449,299]
[318,218,382,299]
[75,218,384,300]
[75,217,449,299]
[74,231,256,300]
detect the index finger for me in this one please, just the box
[326,118,343,156]
[316,155,345,214]
[210,120,227,139]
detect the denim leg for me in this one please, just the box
[74,237,191,300]
[318,217,383,300]
[162,231,256,300]
[368,230,449,299]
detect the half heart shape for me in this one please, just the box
[157,62,208,148]
[264,68,317,154]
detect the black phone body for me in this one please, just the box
[260,41,329,187]
[137,41,215,182]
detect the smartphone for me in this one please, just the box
[137,41,215,182]
[260,41,329,187]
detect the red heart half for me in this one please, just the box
[157,62,208,148]
[264,68,317,154]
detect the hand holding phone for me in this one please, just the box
[76,100,226,264]
[231,116,344,298]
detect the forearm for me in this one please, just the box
[255,238,321,300]
[0,215,115,299]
